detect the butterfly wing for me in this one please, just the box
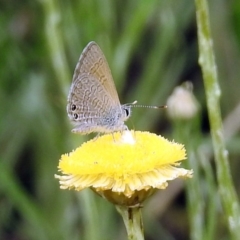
[67,41,123,134]
[68,74,121,134]
[72,41,120,105]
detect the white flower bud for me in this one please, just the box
[167,82,199,120]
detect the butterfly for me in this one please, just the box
[67,41,131,135]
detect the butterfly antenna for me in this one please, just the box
[127,100,167,109]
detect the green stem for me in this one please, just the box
[41,0,70,97]
[195,0,240,238]
[173,120,205,240]
[116,205,144,240]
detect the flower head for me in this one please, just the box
[55,131,192,206]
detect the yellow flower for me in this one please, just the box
[55,131,193,206]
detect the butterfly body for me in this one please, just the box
[67,42,131,135]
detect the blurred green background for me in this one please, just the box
[1,0,240,239]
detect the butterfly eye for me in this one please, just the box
[73,113,78,119]
[71,104,77,111]
[124,108,130,117]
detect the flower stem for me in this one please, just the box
[195,0,240,238]
[116,205,144,240]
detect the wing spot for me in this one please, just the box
[71,104,76,111]
[74,113,78,119]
